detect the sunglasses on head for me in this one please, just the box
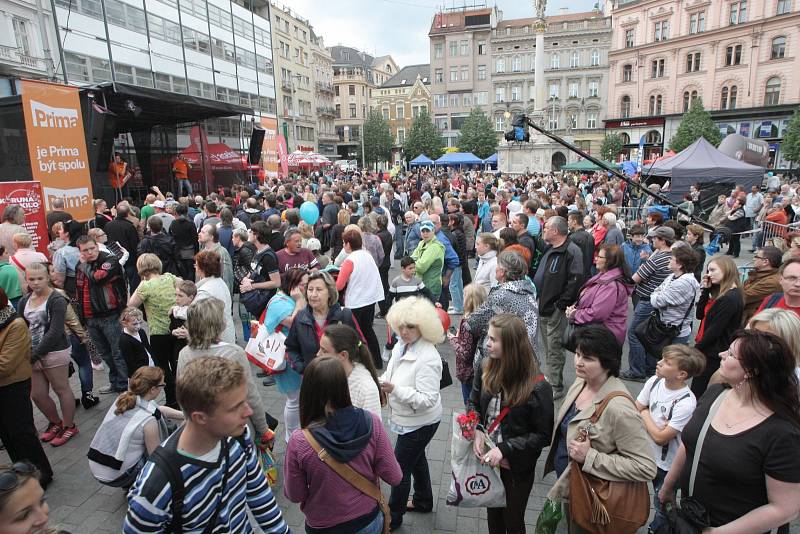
[0,462,37,492]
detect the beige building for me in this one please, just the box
[330,46,398,160]
[429,7,498,148]
[372,65,431,165]
[270,2,316,152]
[607,0,800,168]
[310,30,336,157]
[491,9,611,158]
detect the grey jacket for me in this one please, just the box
[649,273,699,338]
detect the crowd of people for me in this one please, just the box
[0,166,798,534]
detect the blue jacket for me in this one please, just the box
[436,229,460,270]
[404,222,422,256]
[622,241,652,275]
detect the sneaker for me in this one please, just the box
[98,385,117,394]
[81,392,100,409]
[50,425,79,447]
[620,370,647,382]
[39,422,63,443]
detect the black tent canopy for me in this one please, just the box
[648,138,765,201]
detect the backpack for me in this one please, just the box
[140,234,179,276]
[240,247,278,316]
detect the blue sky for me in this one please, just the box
[286,0,602,68]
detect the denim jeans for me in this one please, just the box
[87,315,128,391]
[389,421,439,528]
[70,334,93,394]
[352,510,384,534]
[236,297,252,341]
[394,224,404,259]
[449,266,464,313]
[460,380,472,405]
[626,299,654,378]
[178,178,192,196]
[650,467,668,532]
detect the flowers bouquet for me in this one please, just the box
[456,410,480,440]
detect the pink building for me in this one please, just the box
[606,0,799,168]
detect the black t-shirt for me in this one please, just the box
[680,384,800,532]
[252,246,279,282]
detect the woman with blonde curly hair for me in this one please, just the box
[380,296,444,530]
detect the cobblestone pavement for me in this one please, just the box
[4,246,796,533]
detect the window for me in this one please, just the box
[12,18,31,56]
[549,115,559,130]
[777,0,792,14]
[349,104,357,118]
[478,41,486,55]
[551,54,560,69]
[653,20,669,41]
[686,52,701,72]
[730,1,747,24]
[689,11,706,33]
[569,82,579,98]
[570,51,579,68]
[495,87,505,103]
[460,40,468,56]
[496,58,505,73]
[450,41,458,57]
[623,64,632,82]
[334,85,340,96]
[435,68,443,83]
[512,56,521,72]
[335,104,341,118]
[434,94,447,108]
[569,113,578,129]
[349,85,355,96]
[645,130,661,144]
[625,29,634,48]
[435,117,448,130]
[398,128,405,144]
[684,90,698,111]
[463,94,471,107]
[587,112,597,129]
[591,50,600,66]
[495,115,505,132]
[588,80,599,97]
[477,65,486,80]
[649,94,663,115]
[434,43,444,58]
[720,85,738,109]
[461,66,469,80]
[449,94,459,107]
[450,67,458,82]
[621,95,631,118]
[651,58,665,78]
[765,77,781,105]
[382,107,389,120]
[396,105,404,119]
[474,91,488,105]
[725,44,742,66]
[511,85,521,101]
[549,82,559,98]
[529,84,536,101]
[772,37,786,59]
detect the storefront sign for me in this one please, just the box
[604,117,665,128]
[739,122,750,138]
[20,79,94,221]
[759,121,773,137]
[0,181,50,255]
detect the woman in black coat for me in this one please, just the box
[284,271,362,374]
[724,197,747,258]
[468,313,553,534]
[692,256,744,397]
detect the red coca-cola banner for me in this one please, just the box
[0,181,50,255]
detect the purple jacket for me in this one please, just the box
[571,267,634,344]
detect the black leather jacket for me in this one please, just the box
[467,363,554,473]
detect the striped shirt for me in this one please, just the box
[124,426,289,534]
[634,249,672,299]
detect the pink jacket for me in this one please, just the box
[571,267,634,344]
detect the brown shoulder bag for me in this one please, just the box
[303,429,391,534]
[568,391,650,534]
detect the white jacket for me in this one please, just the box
[474,250,498,292]
[380,338,442,428]
[195,276,236,344]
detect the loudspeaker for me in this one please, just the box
[249,125,265,165]
[85,103,118,172]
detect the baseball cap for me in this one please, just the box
[306,238,321,251]
[420,221,435,233]
[649,226,675,242]
[153,200,166,209]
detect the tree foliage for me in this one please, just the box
[456,108,498,159]
[781,109,800,167]
[403,109,444,162]
[669,98,722,152]
[600,133,624,162]
[362,110,393,168]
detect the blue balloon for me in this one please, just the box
[299,201,319,225]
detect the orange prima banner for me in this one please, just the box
[260,117,279,180]
[21,79,94,221]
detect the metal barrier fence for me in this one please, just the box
[749,220,800,250]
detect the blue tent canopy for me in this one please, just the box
[483,153,498,164]
[435,152,484,166]
[409,154,434,167]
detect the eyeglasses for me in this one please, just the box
[0,462,36,492]
[783,275,800,285]
[753,255,765,261]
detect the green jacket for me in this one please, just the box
[411,238,445,297]
[0,262,21,301]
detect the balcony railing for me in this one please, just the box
[316,106,335,116]
[280,79,294,90]
[315,81,334,93]
[0,45,47,71]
